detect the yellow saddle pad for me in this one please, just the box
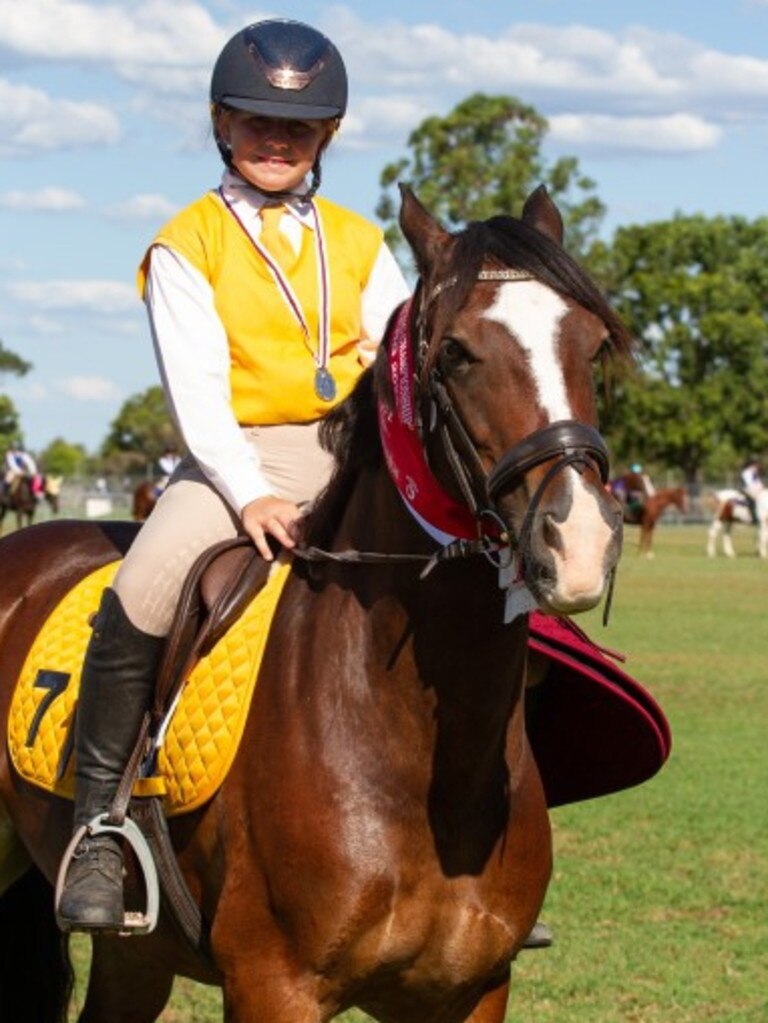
[8,558,291,816]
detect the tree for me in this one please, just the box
[0,338,31,451]
[0,395,22,451]
[0,339,31,378]
[376,93,605,260]
[101,386,181,475]
[592,214,768,484]
[38,437,88,477]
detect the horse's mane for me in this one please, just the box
[300,364,382,549]
[301,215,634,547]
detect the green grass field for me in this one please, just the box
[67,524,768,1022]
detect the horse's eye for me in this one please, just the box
[438,337,473,375]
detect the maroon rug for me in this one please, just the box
[527,613,672,808]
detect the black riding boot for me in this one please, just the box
[56,588,164,932]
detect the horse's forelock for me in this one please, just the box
[424,216,634,365]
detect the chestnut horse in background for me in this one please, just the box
[132,480,159,521]
[0,185,632,1023]
[610,477,688,557]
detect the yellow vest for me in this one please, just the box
[138,193,383,424]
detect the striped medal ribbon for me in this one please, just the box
[218,189,336,402]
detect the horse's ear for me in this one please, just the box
[398,184,451,273]
[521,185,564,245]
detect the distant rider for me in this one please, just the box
[740,456,764,525]
[615,462,655,518]
[156,446,182,493]
[3,446,39,497]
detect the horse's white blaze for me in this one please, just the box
[485,281,613,606]
[485,281,572,422]
[548,479,614,607]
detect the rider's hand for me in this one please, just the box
[242,495,301,561]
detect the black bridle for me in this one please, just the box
[421,270,610,546]
[294,268,613,593]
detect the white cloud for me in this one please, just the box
[0,0,222,73]
[2,7,768,160]
[0,79,120,157]
[549,113,722,154]
[104,193,180,220]
[6,280,136,313]
[340,96,434,150]
[57,375,121,401]
[0,187,87,211]
[337,14,768,132]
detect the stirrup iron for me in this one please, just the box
[55,814,160,935]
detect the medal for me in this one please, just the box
[314,367,337,402]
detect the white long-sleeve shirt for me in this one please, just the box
[144,175,410,515]
[4,449,37,476]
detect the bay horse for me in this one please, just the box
[0,474,62,535]
[706,487,768,558]
[610,478,688,557]
[0,184,632,1023]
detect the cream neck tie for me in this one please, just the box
[258,205,296,270]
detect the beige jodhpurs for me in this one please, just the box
[112,422,334,636]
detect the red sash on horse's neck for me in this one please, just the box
[377,298,477,545]
[377,298,538,623]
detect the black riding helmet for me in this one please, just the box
[211,19,347,120]
[210,20,347,194]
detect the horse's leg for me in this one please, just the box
[221,957,327,1023]
[639,517,654,558]
[0,866,74,1023]
[759,520,768,559]
[706,520,720,557]
[463,976,511,1023]
[78,936,175,1023]
[723,523,736,558]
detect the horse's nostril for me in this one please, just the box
[542,513,563,553]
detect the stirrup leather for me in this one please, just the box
[55,814,160,935]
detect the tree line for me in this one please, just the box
[2,92,767,485]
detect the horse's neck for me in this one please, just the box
[328,463,529,759]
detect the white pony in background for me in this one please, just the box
[706,488,768,558]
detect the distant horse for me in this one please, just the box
[706,488,768,558]
[40,475,63,516]
[0,185,633,1023]
[132,479,159,521]
[610,477,688,557]
[0,475,62,535]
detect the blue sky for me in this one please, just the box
[3,0,768,454]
